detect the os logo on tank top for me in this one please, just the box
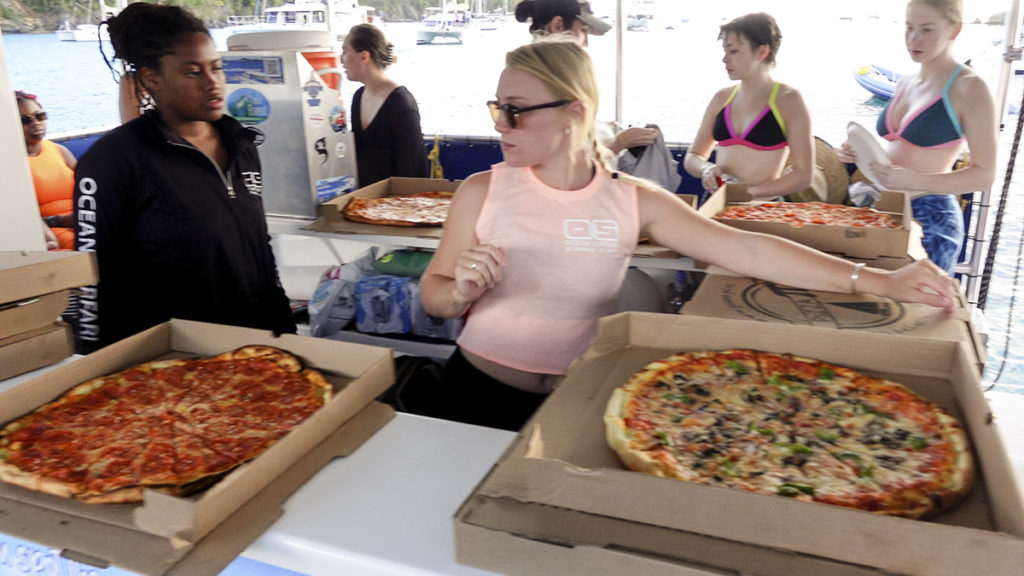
[563,219,620,253]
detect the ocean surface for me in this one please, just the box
[2,17,1022,392]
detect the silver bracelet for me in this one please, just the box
[849,262,866,294]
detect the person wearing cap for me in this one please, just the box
[514,0,609,46]
[514,0,661,161]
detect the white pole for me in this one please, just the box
[0,32,47,251]
[996,0,1023,125]
[615,0,622,125]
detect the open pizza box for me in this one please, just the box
[0,319,396,576]
[310,176,463,239]
[681,273,986,371]
[697,183,911,259]
[454,313,1024,576]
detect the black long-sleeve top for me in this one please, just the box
[73,111,296,353]
[352,85,429,187]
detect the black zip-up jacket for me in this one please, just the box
[73,111,296,353]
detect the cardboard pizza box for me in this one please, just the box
[314,177,463,239]
[681,274,986,371]
[454,313,1024,576]
[697,183,911,259]
[0,322,73,381]
[0,251,97,306]
[0,319,396,576]
[0,289,71,340]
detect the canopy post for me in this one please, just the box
[996,0,1023,125]
[614,0,622,126]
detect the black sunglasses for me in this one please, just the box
[20,111,47,125]
[487,99,570,129]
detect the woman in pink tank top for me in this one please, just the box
[420,37,959,431]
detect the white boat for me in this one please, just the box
[54,0,117,42]
[55,22,108,42]
[417,2,469,45]
[219,0,376,49]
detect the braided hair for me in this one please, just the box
[100,3,209,112]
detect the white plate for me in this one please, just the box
[847,121,891,190]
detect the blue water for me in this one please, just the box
[2,18,1022,391]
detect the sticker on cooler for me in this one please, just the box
[222,56,285,85]
[226,88,271,126]
[316,175,355,204]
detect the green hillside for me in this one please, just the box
[0,0,440,33]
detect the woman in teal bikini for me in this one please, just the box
[839,0,997,273]
[683,12,815,200]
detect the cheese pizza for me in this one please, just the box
[342,191,454,227]
[0,345,332,504]
[718,202,901,228]
[604,349,973,519]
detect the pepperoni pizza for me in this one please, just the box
[0,346,332,504]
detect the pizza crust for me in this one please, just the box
[0,462,77,498]
[605,389,679,480]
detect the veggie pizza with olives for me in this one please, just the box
[604,349,973,519]
[0,345,332,504]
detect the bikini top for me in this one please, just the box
[712,82,788,151]
[877,65,965,149]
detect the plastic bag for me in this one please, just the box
[407,281,464,340]
[307,250,375,337]
[355,273,413,334]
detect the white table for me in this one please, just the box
[240,413,513,576]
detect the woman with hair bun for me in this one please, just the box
[513,0,610,47]
[341,23,428,186]
[73,2,296,353]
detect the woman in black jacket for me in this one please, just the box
[73,3,295,352]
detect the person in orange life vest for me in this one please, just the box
[16,91,77,250]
